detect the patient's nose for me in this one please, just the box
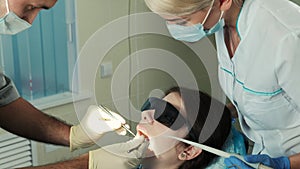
[140,110,154,124]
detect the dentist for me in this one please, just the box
[144,0,300,168]
[0,0,148,168]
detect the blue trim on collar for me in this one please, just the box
[236,0,245,39]
[220,67,283,96]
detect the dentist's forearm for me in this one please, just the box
[290,153,300,169]
[0,98,71,146]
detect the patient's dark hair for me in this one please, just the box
[165,87,231,169]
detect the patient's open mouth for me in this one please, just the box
[138,130,149,140]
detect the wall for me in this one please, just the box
[292,0,300,5]
[76,0,222,136]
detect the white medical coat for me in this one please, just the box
[215,0,300,157]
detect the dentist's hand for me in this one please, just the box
[225,154,290,169]
[70,105,126,151]
[89,135,149,169]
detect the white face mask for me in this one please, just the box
[166,0,224,42]
[0,0,31,35]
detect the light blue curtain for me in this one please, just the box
[0,0,76,100]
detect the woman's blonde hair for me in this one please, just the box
[144,0,243,16]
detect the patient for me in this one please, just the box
[136,87,234,169]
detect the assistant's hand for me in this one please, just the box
[70,105,126,151]
[225,154,290,169]
[89,135,149,169]
[225,156,252,169]
[245,154,290,169]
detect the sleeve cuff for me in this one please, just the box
[0,75,20,106]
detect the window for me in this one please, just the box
[0,0,77,104]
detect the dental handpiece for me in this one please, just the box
[98,104,136,137]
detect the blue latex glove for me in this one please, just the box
[245,155,290,169]
[224,154,290,169]
[225,156,253,169]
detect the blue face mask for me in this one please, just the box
[0,0,31,35]
[166,1,224,42]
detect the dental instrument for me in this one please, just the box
[168,136,273,169]
[98,104,136,137]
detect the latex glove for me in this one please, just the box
[89,135,149,169]
[224,155,290,169]
[70,105,126,151]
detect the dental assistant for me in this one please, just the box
[0,0,147,168]
[144,0,300,168]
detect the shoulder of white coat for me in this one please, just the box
[258,0,300,32]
